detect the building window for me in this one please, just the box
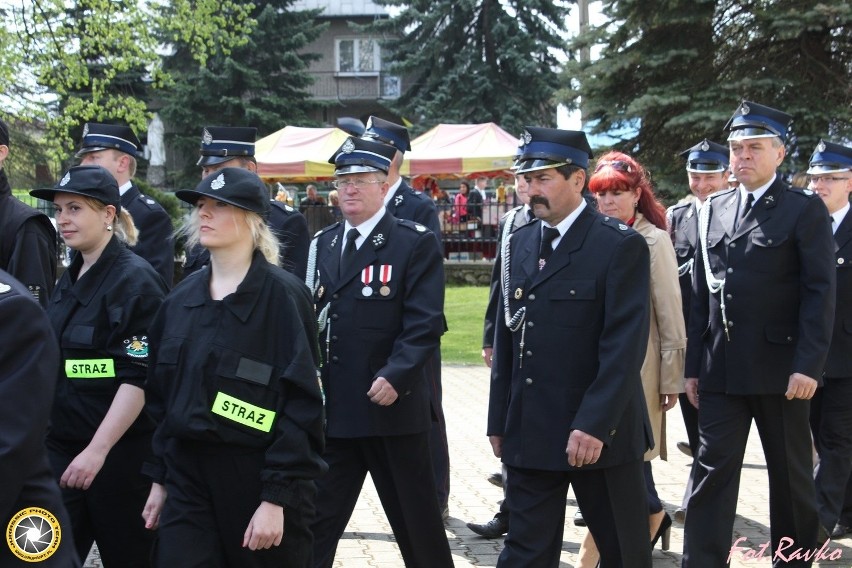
[336,38,380,76]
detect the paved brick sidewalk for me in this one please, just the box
[86,364,852,567]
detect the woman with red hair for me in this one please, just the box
[576,151,686,565]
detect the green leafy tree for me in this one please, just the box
[159,0,327,187]
[561,0,852,199]
[1,0,254,164]
[369,0,570,136]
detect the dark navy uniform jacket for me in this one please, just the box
[0,168,57,307]
[311,211,445,439]
[386,180,441,241]
[827,212,852,378]
[121,184,174,287]
[668,201,699,322]
[0,270,80,567]
[46,236,167,443]
[488,207,653,472]
[686,179,836,393]
[144,251,326,507]
[183,202,310,281]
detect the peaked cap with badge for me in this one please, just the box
[329,136,397,176]
[75,122,144,158]
[807,139,852,175]
[361,116,411,152]
[30,165,121,211]
[514,127,594,174]
[680,139,730,173]
[176,167,270,218]
[196,126,257,167]
[724,100,792,141]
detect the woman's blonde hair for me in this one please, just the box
[179,205,280,266]
[82,196,138,246]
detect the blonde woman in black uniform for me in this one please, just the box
[141,168,325,568]
[30,165,168,566]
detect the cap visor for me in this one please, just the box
[175,189,260,215]
[514,159,570,174]
[196,155,237,167]
[806,165,851,175]
[686,164,726,173]
[334,165,383,175]
[75,146,111,158]
[727,128,781,141]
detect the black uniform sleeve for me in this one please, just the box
[6,216,56,308]
[279,212,310,281]
[135,205,174,288]
[483,215,509,348]
[0,281,61,516]
[259,295,327,507]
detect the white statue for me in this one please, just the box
[147,113,166,167]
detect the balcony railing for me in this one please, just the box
[306,71,401,101]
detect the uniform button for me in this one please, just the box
[331,356,339,363]
[726,294,732,300]
[331,335,338,342]
[332,293,339,300]
[839,258,846,265]
[730,242,737,248]
[525,350,533,357]
[786,336,793,342]
[569,289,576,295]
[609,429,616,437]
[728,320,734,327]
[529,294,536,301]
[727,267,734,274]
[767,239,773,245]
[525,378,533,385]
[527,321,534,328]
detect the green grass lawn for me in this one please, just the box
[442,285,489,365]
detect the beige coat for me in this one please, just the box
[633,213,687,461]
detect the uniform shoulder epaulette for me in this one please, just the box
[135,192,163,210]
[788,186,817,199]
[396,218,430,233]
[313,222,341,239]
[600,214,634,236]
[707,187,737,203]
[667,201,691,214]
[500,205,524,222]
[270,201,296,214]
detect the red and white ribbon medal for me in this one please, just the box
[361,266,374,296]
[379,264,392,296]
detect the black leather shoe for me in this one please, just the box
[573,508,586,527]
[487,471,503,488]
[831,523,850,539]
[467,515,509,538]
[677,441,693,457]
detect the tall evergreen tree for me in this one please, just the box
[160,0,327,186]
[561,0,851,198]
[369,0,570,136]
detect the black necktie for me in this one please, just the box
[538,227,560,270]
[526,208,535,223]
[340,228,359,276]
[736,193,754,230]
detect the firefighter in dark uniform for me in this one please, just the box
[806,140,852,539]
[183,126,310,280]
[683,102,835,567]
[488,127,653,567]
[29,165,168,567]
[76,123,174,287]
[308,136,453,567]
[667,138,729,522]
[361,116,451,515]
[0,118,57,307]
[141,168,325,568]
[0,269,80,567]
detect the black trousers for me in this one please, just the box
[157,441,314,568]
[425,348,450,511]
[311,433,453,568]
[500,461,651,568]
[809,377,852,531]
[684,392,818,568]
[47,434,154,568]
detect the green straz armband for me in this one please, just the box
[211,392,276,433]
[65,359,116,379]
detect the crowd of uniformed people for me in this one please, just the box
[0,100,850,568]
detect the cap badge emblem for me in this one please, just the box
[202,128,213,145]
[522,130,532,145]
[365,117,373,130]
[210,173,225,190]
[82,123,89,137]
[372,233,385,246]
[342,138,356,154]
[741,103,750,115]
[59,172,71,186]
[817,140,826,152]
[700,140,710,152]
